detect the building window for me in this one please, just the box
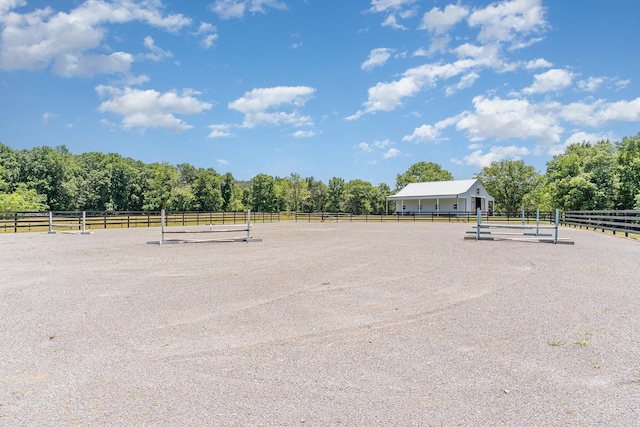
[453,204,457,210]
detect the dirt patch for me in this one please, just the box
[1,222,639,425]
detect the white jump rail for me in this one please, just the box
[47,211,93,235]
[465,208,573,244]
[151,210,262,244]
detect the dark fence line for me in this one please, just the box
[561,210,640,237]
[292,211,556,224]
[0,211,283,233]
[1,210,555,233]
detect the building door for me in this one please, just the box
[475,197,482,211]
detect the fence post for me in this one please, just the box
[48,212,54,234]
[14,212,18,233]
[247,210,251,242]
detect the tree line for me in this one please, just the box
[1,133,639,213]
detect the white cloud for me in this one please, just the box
[547,131,613,156]
[402,124,439,143]
[369,0,416,13]
[370,0,415,29]
[453,43,501,68]
[292,130,316,138]
[228,86,315,128]
[348,60,478,119]
[42,111,56,123]
[210,0,246,18]
[361,48,394,71]
[210,0,287,19]
[96,85,212,132]
[428,36,452,54]
[216,159,230,168]
[525,58,552,69]
[143,36,173,62]
[0,0,190,76]
[357,142,374,153]
[522,68,574,94]
[208,124,235,138]
[577,76,604,92]
[445,72,480,96]
[453,95,563,144]
[467,0,547,47]
[615,79,630,91]
[383,148,401,158]
[420,4,469,35]
[413,48,428,57]
[53,52,134,78]
[381,14,407,30]
[458,145,530,168]
[195,23,218,49]
[0,0,25,15]
[373,139,393,149]
[599,98,640,122]
[557,97,640,127]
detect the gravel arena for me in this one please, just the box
[1,221,639,426]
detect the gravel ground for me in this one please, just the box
[0,222,639,426]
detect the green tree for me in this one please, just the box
[76,152,112,210]
[475,160,540,214]
[0,184,48,211]
[343,179,374,214]
[304,177,328,212]
[19,145,77,210]
[372,183,392,214]
[287,173,310,212]
[326,177,345,212]
[545,141,618,211]
[192,168,223,211]
[616,134,640,209]
[396,162,453,190]
[221,172,236,211]
[142,163,180,210]
[0,143,23,192]
[167,186,197,211]
[250,173,277,212]
[106,155,146,211]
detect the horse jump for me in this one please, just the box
[465,209,573,244]
[153,210,262,245]
[47,211,93,235]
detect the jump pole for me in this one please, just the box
[160,209,166,245]
[154,209,260,244]
[554,208,559,244]
[247,209,251,242]
[48,211,55,234]
[47,211,93,234]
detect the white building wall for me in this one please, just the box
[395,198,468,213]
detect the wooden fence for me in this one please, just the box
[0,210,556,233]
[561,210,640,238]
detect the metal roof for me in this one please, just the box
[387,179,481,199]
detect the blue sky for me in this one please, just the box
[1,0,639,186]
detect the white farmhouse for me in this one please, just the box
[386,179,495,215]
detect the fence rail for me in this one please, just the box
[561,210,640,237]
[0,210,557,233]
